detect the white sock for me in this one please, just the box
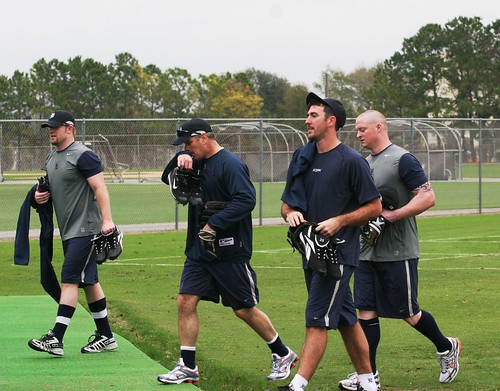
[290,374,308,390]
[358,372,377,391]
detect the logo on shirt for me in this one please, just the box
[312,168,322,172]
[218,237,234,247]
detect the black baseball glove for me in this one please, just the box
[200,201,229,228]
[92,226,124,264]
[287,222,345,280]
[197,201,230,258]
[37,175,50,192]
[379,185,399,210]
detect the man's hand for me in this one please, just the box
[177,153,193,170]
[100,220,116,235]
[285,210,305,227]
[199,226,217,257]
[34,190,51,205]
[316,217,342,237]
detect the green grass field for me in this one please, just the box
[460,163,500,178]
[1,180,499,231]
[1,214,499,390]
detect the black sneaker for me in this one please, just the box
[106,227,123,260]
[81,331,118,353]
[188,170,204,206]
[28,330,64,356]
[168,167,190,205]
[92,233,109,264]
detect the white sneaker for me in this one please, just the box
[438,337,462,383]
[28,330,64,356]
[338,371,380,391]
[81,331,118,353]
[157,358,200,385]
[267,348,299,380]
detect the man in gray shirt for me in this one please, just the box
[28,110,119,357]
[339,110,461,390]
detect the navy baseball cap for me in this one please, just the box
[306,92,346,129]
[172,118,213,145]
[41,110,76,128]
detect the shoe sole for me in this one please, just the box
[338,384,380,391]
[81,342,118,353]
[157,377,200,385]
[338,372,380,391]
[28,341,64,356]
[338,385,357,391]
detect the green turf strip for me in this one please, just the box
[0,296,199,390]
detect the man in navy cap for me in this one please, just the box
[158,118,298,386]
[279,94,382,391]
[28,110,120,357]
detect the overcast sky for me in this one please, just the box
[1,0,497,91]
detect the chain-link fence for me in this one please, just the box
[1,118,499,233]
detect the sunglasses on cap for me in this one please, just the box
[176,129,207,137]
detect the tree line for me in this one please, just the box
[1,17,497,121]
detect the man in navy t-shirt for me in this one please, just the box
[279,93,382,391]
[158,118,298,386]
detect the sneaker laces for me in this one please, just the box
[171,360,198,376]
[270,354,282,372]
[85,331,103,345]
[438,350,453,372]
[93,233,108,252]
[107,230,119,249]
[40,331,54,341]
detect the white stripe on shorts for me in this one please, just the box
[404,260,415,316]
[244,264,258,305]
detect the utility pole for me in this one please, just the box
[324,73,329,97]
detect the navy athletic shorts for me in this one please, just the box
[61,236,98,286]
[303,264,358,330]
[179,257,259,310]
[354,259,421,318]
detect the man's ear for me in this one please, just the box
[328,114,337,129]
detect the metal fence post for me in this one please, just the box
[0,125,3,183]
[478,119,483,213]
[258,119,263,226]
[81,119,86,143]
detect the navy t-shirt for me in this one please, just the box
[284,143,379,266]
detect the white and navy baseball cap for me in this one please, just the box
[41,110,76,128]
[172,118,213,145]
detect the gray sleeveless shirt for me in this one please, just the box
[45,142,102,240]
[360,144,421,262]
